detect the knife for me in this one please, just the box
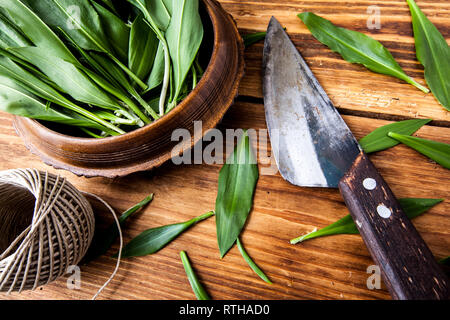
[262,17,449,300]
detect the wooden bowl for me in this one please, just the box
[13,0,244,178]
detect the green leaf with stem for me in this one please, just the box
[144,42,165,93]
[236,238,272,284]
[90,52,159,120]
[0,76,106,130]
[290,198,443,244]
[129,14,159,83]
[216,130,259,258]
[359,119,431,153]
[243,31,266,47]
[180,251,211,300]
[120,211,215,258]
[0,55,123,134]
[25,0,147,90]
[388,132,450,169]
[298,12,429,93]
[165,0,204,112]
[127,0,172,116]
[84,195,154,262]
[92,1,130,63]
[0,0,78,64]
[9,46,122,111]
[407,0,450,110]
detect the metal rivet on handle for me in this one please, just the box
[363,178,377,190]
[377,205,391,218]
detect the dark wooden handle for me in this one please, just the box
[339,151,450,300]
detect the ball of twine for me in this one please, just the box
[0,168,123,299]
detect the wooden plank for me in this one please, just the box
[219,0,450,124]
[0,99,448,300]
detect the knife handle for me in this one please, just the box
[338,151,450,300]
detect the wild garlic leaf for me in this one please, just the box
[24,0,112,53]
[216,130,259,258]
[145,42,165,92]
[166,0,204,106]
[129,14,158,82]
[388,132,450,169]
[0,0,77,64]
[0,11,32,48]
[26,0,146,89]
[407,0,450,110]
[180,251,211,300]
[94,0,118,15]
[359,119,431,153]
[290,198,443,244]
[0,55,122,134]
[90,51,159,120]
[236,238,272,284]
[84,195,153,262]
[0,76,102,129]
[243,31,267,47]
[120,211,214,258]
[298,12,429,93]
[9,46,121,110]
[92,1,130,63]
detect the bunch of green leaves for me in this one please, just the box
[0,0,204,137]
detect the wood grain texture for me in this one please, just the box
[0,100,449,300]
[228,0,450,124]
[0,0,449,300]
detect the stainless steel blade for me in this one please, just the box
[262,17,361,188]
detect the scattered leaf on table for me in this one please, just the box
[298,12,429,93]
[388,132,450,169]
[216,130,259,258]
[180,251,211,300]
[243,31,266,47]
[359,118,431,153]
[407,0,450,110]
[290,198,443,244]
[84,195,153,262]
[236,238,272,284]
[120,211,214,258]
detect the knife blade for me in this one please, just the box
[262,16,449,300]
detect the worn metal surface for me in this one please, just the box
[262,17,361,188]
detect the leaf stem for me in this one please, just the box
[180,251,211,300]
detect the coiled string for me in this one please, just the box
[0,169,122,299]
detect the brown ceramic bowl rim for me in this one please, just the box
[21,0,220,146]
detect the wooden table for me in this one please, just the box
[1,0,449,300]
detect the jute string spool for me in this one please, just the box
[0,168,122,299]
